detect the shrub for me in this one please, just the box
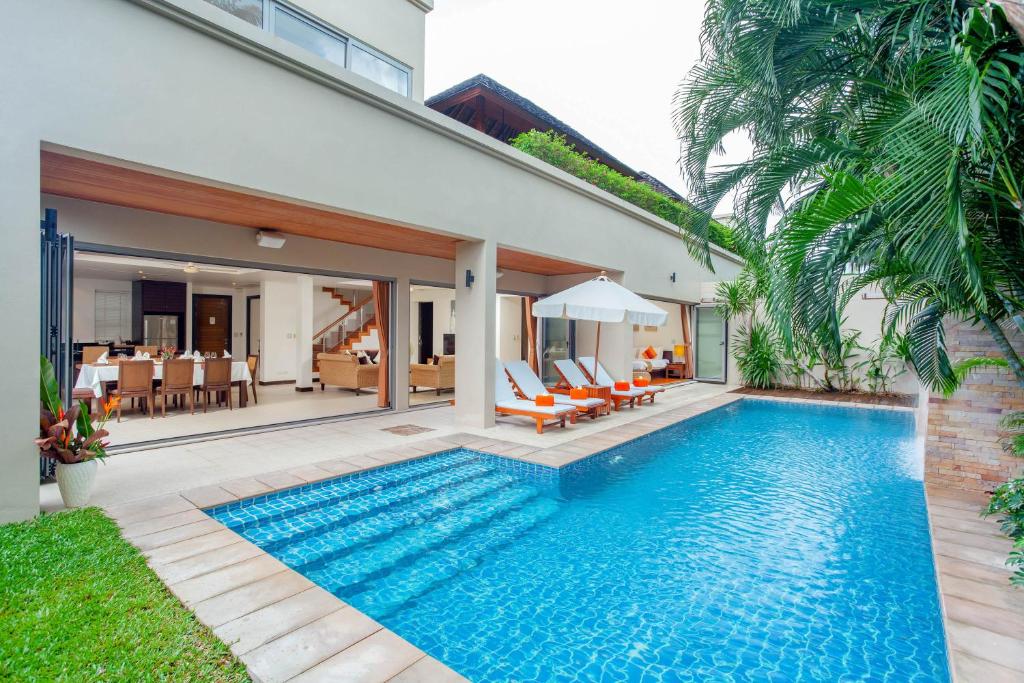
[983,478,1024,586]
[735,322,782,389]
[510,130,735,253]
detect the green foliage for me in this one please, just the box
[510,130,736,260]
[37,355,113,464]
[982,478,1024,586]
[0,508,250,681]
[734,321,783,388]
[675,0,1024,393]
[856,335,909,394]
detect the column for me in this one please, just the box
[455,239,497,428]
[295,275,313,391]
[392,275,411,411]
[1,142,40,521]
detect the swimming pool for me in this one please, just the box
[209,399,949,681]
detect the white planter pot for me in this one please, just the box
[55,460,98,508]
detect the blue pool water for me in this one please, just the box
[209,399,949,681]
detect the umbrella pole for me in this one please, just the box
[593,321,601,382]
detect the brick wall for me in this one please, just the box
[925,320,1024,491]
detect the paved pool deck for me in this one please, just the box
[43,386,1021,682]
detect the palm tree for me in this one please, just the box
[674,0,1024,393]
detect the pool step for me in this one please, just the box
[242,462,504,551]
[344,497,560,619]
[273,471,519,567]
[212,450,480,530]
[305,484,540,594]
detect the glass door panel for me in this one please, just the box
[540,318,573,385]
[695,307,726,382]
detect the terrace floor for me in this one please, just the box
[38,384,1020,682]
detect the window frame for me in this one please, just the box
[246,0,412,97]
[94,290,131,343]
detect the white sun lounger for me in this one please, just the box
[504,360,608,419]
[494,359,576,433]
[579,356,665,404]
[552,358,643,410]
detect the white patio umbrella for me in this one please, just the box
[532,272,668,378]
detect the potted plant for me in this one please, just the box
[36,356,117,508]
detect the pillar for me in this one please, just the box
[1,141,40,521]
[455,239,496,428]
[295,275,313,391]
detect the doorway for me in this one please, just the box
[417,301,433,363]
[694,306,727,382]
[540,317,574,385]
[192,294,232,355]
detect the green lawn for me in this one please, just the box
[0,507,249,681]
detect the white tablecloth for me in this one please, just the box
[74,361,253,398]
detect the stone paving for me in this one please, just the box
[91,390,1018,682]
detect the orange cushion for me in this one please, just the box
[535,394,554,407]
[569,387,588,400]
[643,345,657,360]
[633,377,650,387]
[614,381,630,392]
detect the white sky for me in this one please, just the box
[424,0,751,215]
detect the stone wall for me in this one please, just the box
[925,320,1024,491]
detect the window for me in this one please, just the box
[351,45,409,96]
[203,0,411,97]
[204,0,263,26]
[95,291,130,342]
[272,6,347,69]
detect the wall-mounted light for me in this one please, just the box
[670,272,677,283]
[256,230,286,249]
[465,269,475,288]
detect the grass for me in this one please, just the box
[0,508,249,682]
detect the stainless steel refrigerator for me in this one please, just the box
[143,314,179,350]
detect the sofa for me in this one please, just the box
[317,352,379,395]
[410,355,455,395]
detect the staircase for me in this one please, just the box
[312,292,376,369]
[214,451,558,621]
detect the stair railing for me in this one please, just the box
[312,295,374,351]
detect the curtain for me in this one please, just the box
[681,304,695,379]
[372,281,390,408]
[524,296,539,374]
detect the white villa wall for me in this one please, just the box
[497,295,523,362]
[260,279,299,383]
[72,278,133,342]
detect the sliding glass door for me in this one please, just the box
[540,318,574,385]
[694,306,727,382]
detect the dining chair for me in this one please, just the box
[111,359,155,422]
[133,345,159,357]
[246,354,259,405]
[82,346,109,364]
[160,358,195,416]
[201,357,233,413]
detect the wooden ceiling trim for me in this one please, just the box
[496,247,595,276]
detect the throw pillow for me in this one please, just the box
[643,345,657,360]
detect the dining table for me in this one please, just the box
[74,358,254,407]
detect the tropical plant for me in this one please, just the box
[734,321,784,388]
[856,335,910,394]
[674,0,1024,395]
[983,477,1024,585]
[509,130,736,252]
[37,356,115,464]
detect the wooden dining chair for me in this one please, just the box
[201,357,233,413]
[111,359,155,422]
[133,345,159,357]
[246,354,259,405]
[82,346,109,364]
[160,358,195,416]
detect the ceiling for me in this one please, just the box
[42,151,598,276]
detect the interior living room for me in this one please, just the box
[72,251,388,446]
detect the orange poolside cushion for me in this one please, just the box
[633,377,650,388]
[614,381,630,392]
[643,345,657,359]
[569,387,588,400]
[535,394,555,407]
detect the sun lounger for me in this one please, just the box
[504,360,608,419]
[579,356,664,404]
[552,358,641,411]
[495,359,577,433]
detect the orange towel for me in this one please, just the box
[614,381,630,392]
[535,394,554,407]
[569,387,588,400]
[633,377,650,388]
